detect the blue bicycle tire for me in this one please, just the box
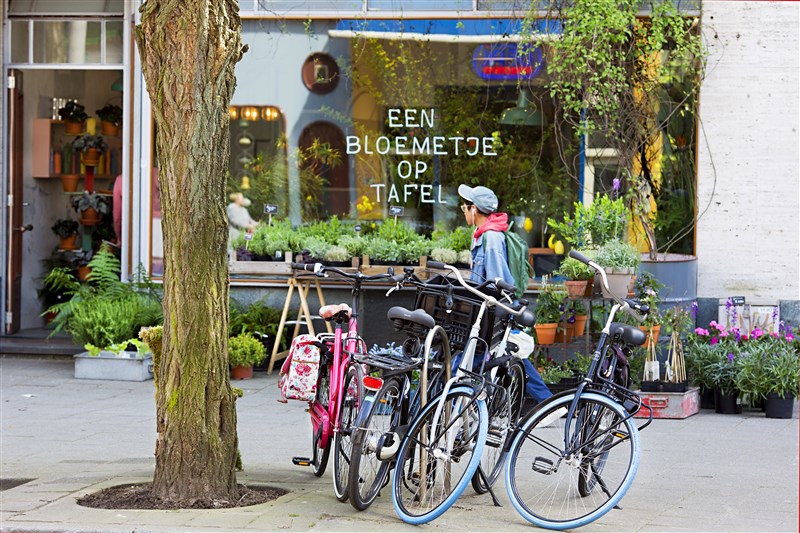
[391,385,488,525]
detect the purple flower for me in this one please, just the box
[772,306,779,322]
[727,353,735,362]
[691,301,698,319]
[612,178,620,191]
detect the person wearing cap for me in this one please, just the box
[458,184,553,407]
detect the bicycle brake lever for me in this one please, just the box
[386,284,400,297]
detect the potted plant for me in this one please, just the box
[51,219,80,250]
[736,328,798,419]
[633,271,665,347]
[71,191,110,225]
[72,134,108,165]
[595,239,640,298]
[58,101,88,134]
[570,300,588,337]
[660,305,692,393]
[229,333,267,380]
[96,104,122,136]
[685,327,720,409]
[555,254,595,298]
[323,245,352,267]
[533,279,568,345]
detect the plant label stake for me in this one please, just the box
[264,203,277,226]
[244,231,252,250]
[389,205,404,223]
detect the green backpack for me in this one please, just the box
[482,221,534,298]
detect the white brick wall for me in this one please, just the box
[697,2,800,302]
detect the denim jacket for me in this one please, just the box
[470,230,515,287]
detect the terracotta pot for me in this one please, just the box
[639,324,662,348]
[554,322,575,344]
[100,121,119,136]
[564,280,589,299]
[59,235,79,251]
[231,365,254,380]
[60,173,80,192]
[573,314,588,337]
[82,148,100,166]
[77,266,92,281]
[534,323,558,345]
[79,207,101,226]
[584,277,595,296]
[64,121,84,134]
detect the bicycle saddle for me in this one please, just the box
[319,303,351,320]
[387,306,436,330]
[609,322,647,346]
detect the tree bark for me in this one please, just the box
[134,0,244,502]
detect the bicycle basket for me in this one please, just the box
[414,275,503,352]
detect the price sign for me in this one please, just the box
[263,204,278,214]
[244,233,253,241]
[354,224,362,232]
[388,205,405,216]
[731,296,746,305]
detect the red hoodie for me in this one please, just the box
[473,212,509,240]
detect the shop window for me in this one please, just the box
[8,0,124,15]
[298,122,349,220]
[9,19,123,66]
[227,105,288,221]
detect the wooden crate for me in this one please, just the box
[229,252,293,276]
[634,386,700,419]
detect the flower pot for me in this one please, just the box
[714,389,741,414]
[82,148,100,166]
[64,121,84,134]
[699,386,715,409]
[77,266,92,281]
[100,120,119,136]
[564,280,589,299]
[662,380,688,393]
[639,324,661,348]
[534,323,557,345]
[641,380,663,393]
[573,314,588,337]
[79,208,101,226]
[60,173,80,192]
[764,392,795,419]
[601,270,634,299]
[59,235,79,251]
[584,277,595,296]
[553,322,575,344]
[231,365,254,380]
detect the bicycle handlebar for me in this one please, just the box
[425,262,526,316]
[291,262,395,282]
[566,250,646,323]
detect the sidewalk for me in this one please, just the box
[1,356,797,532]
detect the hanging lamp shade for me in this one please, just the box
[499,88,545,127]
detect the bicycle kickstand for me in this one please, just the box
[476,467,502,507]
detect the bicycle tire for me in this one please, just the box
[392,385,488,525]
[504,392,639,530]
[348,376,403,511]
[472,359,525,494]
[311,366,331,477]
[333,362,364,501]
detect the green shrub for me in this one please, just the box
[228,333,267,368]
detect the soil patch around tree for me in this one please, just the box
[77,482,286,510]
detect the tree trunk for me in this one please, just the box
[134,0,245,502]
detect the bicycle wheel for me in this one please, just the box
[472,359,525,494]
[311,365,331,477]
[349,376,403,511]
[392,385,488,525]
[333,362,364,501]
[505,392,639,530]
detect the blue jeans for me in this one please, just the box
[522,358,553,403]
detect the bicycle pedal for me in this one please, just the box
[292,456,312,467]
[532,456,556,475]
[485,430,503,448]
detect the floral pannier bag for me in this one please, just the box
[278,334,320,402]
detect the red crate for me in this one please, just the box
[634,386,700,419]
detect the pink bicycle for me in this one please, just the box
[290,262,394,502]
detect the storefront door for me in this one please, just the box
[5,69,25,333]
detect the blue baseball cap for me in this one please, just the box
[458,184,498,214]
